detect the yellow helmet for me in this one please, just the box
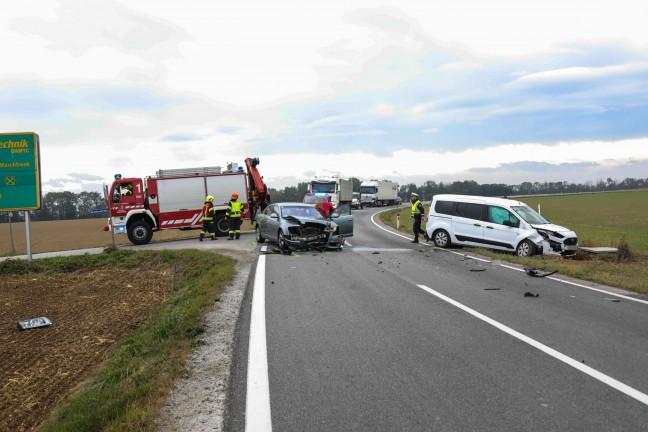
[205,195,214,203]
[231,192,239,199]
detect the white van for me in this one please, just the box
[425,194,578,257]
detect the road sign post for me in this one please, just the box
[1,132,41,261]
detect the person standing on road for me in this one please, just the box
[410,192,430,243]
[227,192,245,240]
[199,195,216,241]
[317,195,335,218]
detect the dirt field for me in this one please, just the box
[0,260,175,431]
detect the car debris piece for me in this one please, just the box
[484,288,500,290]
[470,268,486,272]
[524,292,539,297]
[17,316,52,330]
[524,267,558,277]
[605,298,621,303]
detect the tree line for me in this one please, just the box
[0,191,106,223]
[2,176,646,222]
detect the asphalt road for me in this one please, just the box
[229,205,648,432]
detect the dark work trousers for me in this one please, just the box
[228,217,242,239]
[412,215,426,242]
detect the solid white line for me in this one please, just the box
[246,255,272,432]
[417,284,648,406]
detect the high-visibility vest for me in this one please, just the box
[227,200,243,218]
[202,203,214,221]
[411,200,423,217]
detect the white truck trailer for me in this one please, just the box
[303,176,353,208]
[360,180,398,206]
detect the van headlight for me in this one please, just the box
[535,228,556,239]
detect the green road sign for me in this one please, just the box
[0,132,41,211]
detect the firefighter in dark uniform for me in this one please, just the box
[199,195,217,241]
[227,192,245,240]
[410,192,430,243]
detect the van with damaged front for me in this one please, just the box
[425,194,578,257]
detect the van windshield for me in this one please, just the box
[511,205,549,225]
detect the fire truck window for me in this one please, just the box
[121,183,133,196]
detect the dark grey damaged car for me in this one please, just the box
[255,203,353,252]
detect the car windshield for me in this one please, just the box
[360,186,376,194]
[511,205,549,224]
[281,205,325,220]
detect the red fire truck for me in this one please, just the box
[106,157,270,245]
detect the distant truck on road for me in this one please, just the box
[106,157,269,245]
[303,176,353,209]
[360,180,398,206]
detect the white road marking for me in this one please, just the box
[246,255,272,432]
[371,208,647,305]
[417,284,648,407]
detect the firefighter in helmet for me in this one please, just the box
[200,195,216,241]
[226,192,245,240]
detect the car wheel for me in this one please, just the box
[278,231,287,251]
[256,225,265,243]
[432,229,451,248]
[127,220,153,245]
[516,239,536,257]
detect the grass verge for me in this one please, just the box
[379,208,648,295]
[13,247,237,432]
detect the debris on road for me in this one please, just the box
[524,267,558,277]
[484,288,500,291]
[524,291,539,297]
[470,268,486,272]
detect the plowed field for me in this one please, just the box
[0,264,173,431]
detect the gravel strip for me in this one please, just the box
[156,249,255,432]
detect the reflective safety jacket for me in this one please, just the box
[411,200,424,217]
[202,202,214,221]
[226,200,243,218]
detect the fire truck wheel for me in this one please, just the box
[214,214,229,237]
[127,221,153,245]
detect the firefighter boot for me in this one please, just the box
[211,235,217,240]
[235,233,240,240]
[228,233,234,240]
[199,233,204,242]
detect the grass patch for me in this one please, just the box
[378,206,648,295]
[14,248,238,432]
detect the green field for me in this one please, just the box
[517,190,648,253]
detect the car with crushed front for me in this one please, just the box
[255,202,353,252]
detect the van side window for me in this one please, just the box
[488,206,519,226]
[455,202,484,220]
[435,200,454,215]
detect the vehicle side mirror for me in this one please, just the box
[270,213,279,219]
[331,213,339,218]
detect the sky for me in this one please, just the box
[1,0,648,195]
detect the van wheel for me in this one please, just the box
[433,230,451,248]
[516,240,536,257]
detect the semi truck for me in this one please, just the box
[105,157,269,245]
[303,176,353,209]
[360,179,398,206]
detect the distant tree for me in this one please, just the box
[77,191,106,218]
[349,177,362,192]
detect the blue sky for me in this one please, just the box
[1,0,647,193]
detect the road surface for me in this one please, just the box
[228,206,648,432]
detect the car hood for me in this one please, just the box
[284,215,335,227]
[530,223,576,236]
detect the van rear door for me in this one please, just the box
[451,202,485,246]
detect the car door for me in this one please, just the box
[482,205,520,251]
[451,202,485,246]
[260,205,278,239]
[332,213,354,237]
